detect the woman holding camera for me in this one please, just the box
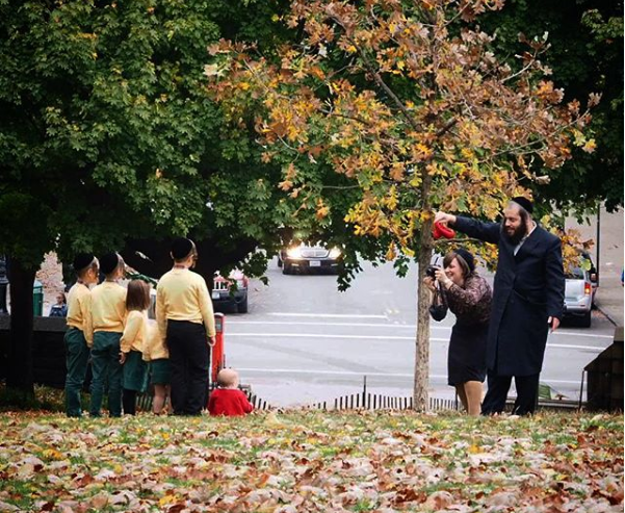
[424,248,492,415]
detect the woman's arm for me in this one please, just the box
[445,276,491,317]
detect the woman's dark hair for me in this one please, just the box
[126,280,151,311]
[443,251,472,279]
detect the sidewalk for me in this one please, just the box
[567,206,624,327]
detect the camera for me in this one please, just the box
[426,265,439,279]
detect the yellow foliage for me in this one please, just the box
[582,139,596,153]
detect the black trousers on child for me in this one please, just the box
[167,320,209,415]
[481,371,540,416]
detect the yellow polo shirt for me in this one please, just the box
[142,320,169,361]
[91,281,127,334]
[66,282,93,346]
[120,310,148,353]
[156,268,216,340]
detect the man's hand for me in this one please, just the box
[434,211,457,226]
[548,316,560,332]
[119,352,127,364]
[208,336,217,347]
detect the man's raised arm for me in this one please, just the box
[435,211,500,244]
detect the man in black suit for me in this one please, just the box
[435,197,565,415]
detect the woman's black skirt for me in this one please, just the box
[448,322,488,386]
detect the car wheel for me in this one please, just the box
[282,263,291,275]
[237,294,248,314]
[277,257,283,268]
[580,310,592,328]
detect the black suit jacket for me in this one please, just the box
[453,216,565,376]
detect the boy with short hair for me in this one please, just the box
[156,237,216,416]
[208,368,254,417]
[64,253,99,417]
[89,252,127,417]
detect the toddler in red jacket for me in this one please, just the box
[208,368,254,417]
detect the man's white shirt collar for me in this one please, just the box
[514,222,537,256]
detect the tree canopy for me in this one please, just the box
[207,0,596,409]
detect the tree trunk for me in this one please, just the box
[6,257,36,397]
[413,225,434,412]
[414,158,435,411]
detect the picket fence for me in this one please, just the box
[308,393,458,412]
[136,388,457,413]
[135,386,274,412]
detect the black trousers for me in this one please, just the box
[123,389,137,415]
[167,320,209,415]
[481,370,540,416]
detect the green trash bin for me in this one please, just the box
[33,280,43,316]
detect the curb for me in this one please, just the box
[595,303,619,327]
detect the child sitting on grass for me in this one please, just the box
[208,368,253,417]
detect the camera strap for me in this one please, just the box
[433,281,448,308]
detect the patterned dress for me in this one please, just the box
[430,273,492,386]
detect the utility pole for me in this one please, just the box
[596,204,601,286]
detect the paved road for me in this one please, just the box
[220,258,616,408]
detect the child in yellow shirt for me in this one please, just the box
[156,238,216,415]
[142,314,171,415]
[119,280,150,415]
[64,253,99,417]
[89,252,127,417]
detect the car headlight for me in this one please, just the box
[329,247,342,258]
[286,246,302,258]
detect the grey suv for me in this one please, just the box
[564,254,598,327]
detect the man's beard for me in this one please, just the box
[503,222,528,245]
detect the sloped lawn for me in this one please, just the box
[0,410,622,512]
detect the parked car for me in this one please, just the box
[212,270,249,313]
[278,243,343,274]
[564,253,598,327]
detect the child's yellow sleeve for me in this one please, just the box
[80,292,93,347]
[120,311,142,354]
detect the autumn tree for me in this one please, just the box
[207,0,595,410]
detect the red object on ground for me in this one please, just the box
[433,221,456,240]
[208,388,254,416]
[211,313,225,383]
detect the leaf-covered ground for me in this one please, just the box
[0,411,622,512]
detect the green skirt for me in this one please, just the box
[122,351,148,392]
[150,359,171,385]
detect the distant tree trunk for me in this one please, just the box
[6,257,36,398]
